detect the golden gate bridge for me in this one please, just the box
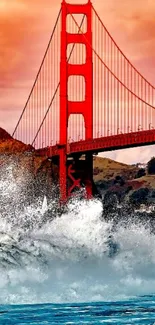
[12,0,155,201]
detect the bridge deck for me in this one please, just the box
[37,129,155,157]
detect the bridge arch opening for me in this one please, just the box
[67,43,86,65]
[66,0,89,4]
[66,14,87,34]
[68,75,86,102]
[68,114,85,142]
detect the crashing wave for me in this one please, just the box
[0,162,155,304]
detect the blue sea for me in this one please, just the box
[1,298,155,324]
[1,164,155,324]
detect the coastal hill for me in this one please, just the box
[0,127,12,141]
[93,156,155,206]
[93,156,138,181]
[0,127,33,154]
[0,127,55,198]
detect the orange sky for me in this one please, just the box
[1,0,155,164]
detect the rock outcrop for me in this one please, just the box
[0,127,33,154]
[0,127,12,141]
[0,128,57,202]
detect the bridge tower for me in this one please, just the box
[59,0,93,201]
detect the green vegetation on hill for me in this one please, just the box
[94,156,155,207]
[147,157,155,175]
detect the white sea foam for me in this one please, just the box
[0,162,155,304]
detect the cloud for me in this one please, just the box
[0,0,60,118]
[0,0,55,83]
[100,145,155,165]
[98,0,155,64]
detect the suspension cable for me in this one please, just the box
[92,6,155,90]
[12,9,62,138]
[67,6,155,109]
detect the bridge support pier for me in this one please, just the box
[59,150,93,202]
[59,148,67,202]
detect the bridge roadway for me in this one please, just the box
[37,129,155,157]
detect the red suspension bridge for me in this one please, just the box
[13,0,155,201]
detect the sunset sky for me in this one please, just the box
[1,0,155,164]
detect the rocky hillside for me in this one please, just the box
[0,127,53,174]
[0,128,57,200]
[93,156,138,182]
[0,127,33,154]
[0,128,12,141]
[94,155,155,207]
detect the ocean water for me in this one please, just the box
[0,163,155,324]
[1,298,155,324]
